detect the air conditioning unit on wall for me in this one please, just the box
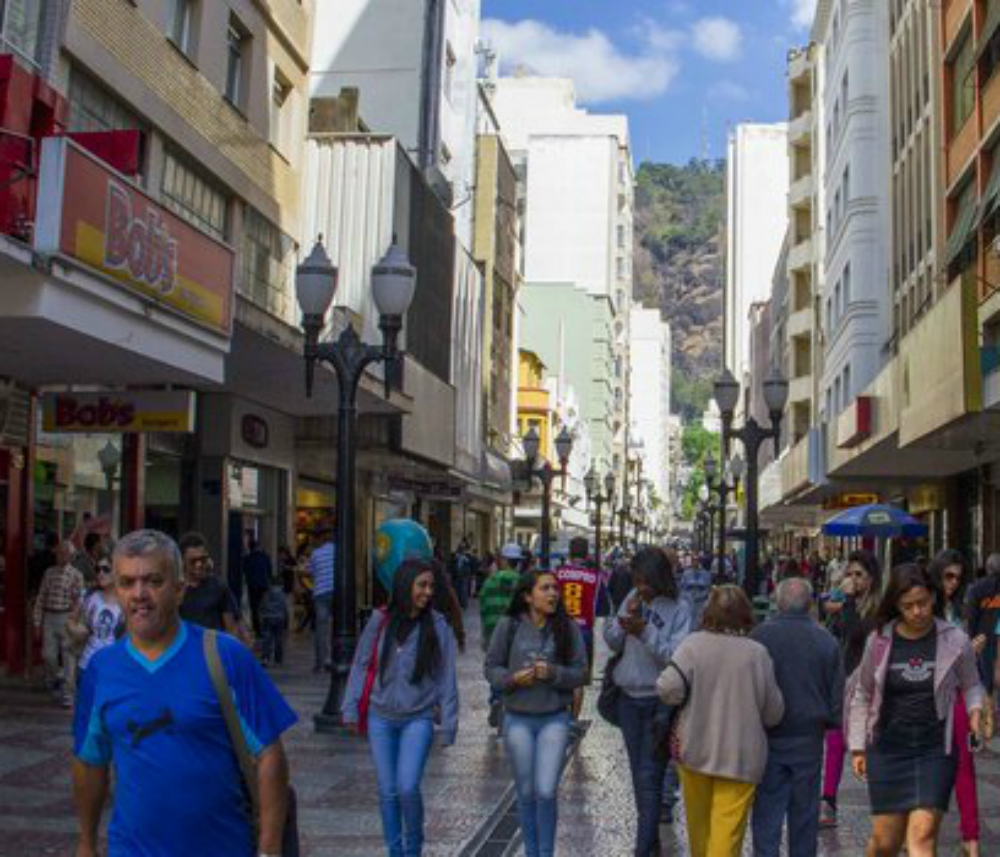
[0,383,31,448]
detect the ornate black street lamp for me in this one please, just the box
[297,238,417,732]
[713,368,788,597]
[521,425,573,569]
[585,467,615,574]
[704,452,745,581]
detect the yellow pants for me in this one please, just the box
[678,765,757,857]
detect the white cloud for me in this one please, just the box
[789,0,818,29]
[692,17,743,62]
[482,18,679,104]
[708,81,752,102]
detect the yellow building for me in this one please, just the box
[517,349,553,460]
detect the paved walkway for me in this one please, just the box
[3,607,1000,854]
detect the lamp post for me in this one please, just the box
[585,467,615,575]
[521,425,573,569]
[704,453,744,581]
[97,440,121,534]
[713,368,788,597]
[297,238,416,732]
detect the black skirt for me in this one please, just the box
[866,723,956,815]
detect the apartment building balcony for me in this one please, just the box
[781,433,811,500]
[788,49,811,84]
[944,0,972,52]
[788,374,812,406]
[788,110,813,145]
[984,69,1000,138]
[788,174,814,210]
[788,306,813,340]
[787,236,814,272]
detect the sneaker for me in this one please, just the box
[818,798,837,829]
[61,694,73,709]
[488,702,502,729]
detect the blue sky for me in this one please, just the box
[481,0,817,165]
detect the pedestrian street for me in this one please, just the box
[2,604,999,856]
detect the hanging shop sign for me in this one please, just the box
[823,492,881,510]
[34,137,234,335]
[42,391,196,433]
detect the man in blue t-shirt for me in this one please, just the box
[73,529,298,857]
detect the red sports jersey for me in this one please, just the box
[555,562,600,630]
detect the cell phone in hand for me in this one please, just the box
[968,733,983,754]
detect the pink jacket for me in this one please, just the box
[847,618,984,755]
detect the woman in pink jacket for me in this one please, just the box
[848,563,985,857]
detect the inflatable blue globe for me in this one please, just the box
[375,519,433,591]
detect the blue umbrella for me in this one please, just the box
[822,503,928,538]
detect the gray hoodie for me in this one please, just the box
[604,589,691,698]
[342,609,459,745]
[484,616,588,715]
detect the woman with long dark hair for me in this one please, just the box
[929,550,981,857]
[821,547,882,827]
[343,559,459,857]
[604,546,691,854]
[849,563,985,856]
[485,569,587,857]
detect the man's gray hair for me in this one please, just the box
[776,577,813,614]
[112,529,183,581]
[987,553,1000,577]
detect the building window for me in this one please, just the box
[1,0,45,65]
[225,17,249,108]
[241,206,297,319]
[950,32,976,136]
[161,148,229,240]
[269,67,293,154]
[168,0,195,56]
[68,67,144,135]
[842,262,851,308]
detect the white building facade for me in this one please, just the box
[815,0,890,419]
[629,306,672,501]
[490,76,634,475]
[725,123,790,386]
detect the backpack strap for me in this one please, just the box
[204,630,260,822]
[504,616,520,667]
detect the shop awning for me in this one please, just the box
[977,1,1000,61]
[977,159,1000,229]
[944,189,980,267]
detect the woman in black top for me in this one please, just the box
[820,549,882,827]
[849,564,984,856]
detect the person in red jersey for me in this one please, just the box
[555,536,602,720]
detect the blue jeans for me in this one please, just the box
[617,694,669,856]
[503,710,571,857]
[313,593,333,669]
[751,754,822,857]
[368,712,435,857]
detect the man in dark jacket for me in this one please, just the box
[965,552,1000,691]
[750,577,843,857]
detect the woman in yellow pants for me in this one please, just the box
[658,586,785,856]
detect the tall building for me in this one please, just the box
[629,307,672,501]
[724,124,789,386]
[490,76,633,477]
[816,0,891,420]
[0,0,316,671]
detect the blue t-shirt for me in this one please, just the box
[73,622,298,856]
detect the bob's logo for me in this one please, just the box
[104,181,178,295]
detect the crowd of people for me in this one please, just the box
[49,519,1000,857]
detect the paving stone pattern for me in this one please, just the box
[2,607,1000,855]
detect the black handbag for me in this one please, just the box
[596,651,625,726]
[204,630,300,856]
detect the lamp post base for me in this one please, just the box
[313,654,354,734]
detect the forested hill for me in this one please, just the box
[633,158,725,422]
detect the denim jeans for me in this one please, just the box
[368,712,436,857]
[503,710,571,857]
[617,694,669,856]
[751,754,822,857]
[313,593,333,670]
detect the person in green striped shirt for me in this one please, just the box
[480,544,525,728]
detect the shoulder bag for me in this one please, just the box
[203,630,300,857]
[357,608,391,736]
[596,650,624,727]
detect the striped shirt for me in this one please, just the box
[309,542,335,596]
[34,564,84,626]
[479,568,522,649]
